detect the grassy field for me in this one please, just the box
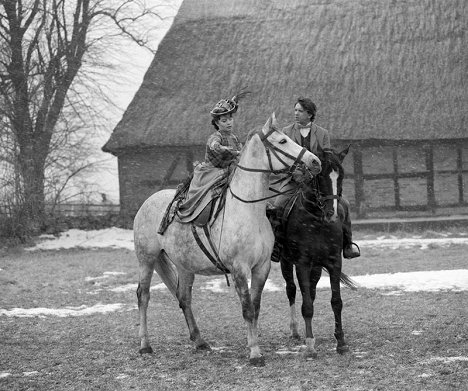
[0,232,467,391]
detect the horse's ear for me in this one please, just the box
[316,144,326,162]
[271,112,277,127]
[337,144,351,162]
[262,114,272,132]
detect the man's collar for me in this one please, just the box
[296,122,311,129]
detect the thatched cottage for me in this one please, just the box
[103,0,468,220]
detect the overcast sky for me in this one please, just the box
[86,0,183,203]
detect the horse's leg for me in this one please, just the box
[296,263,322,359]
[177,270,211,350]
[328,265,349,354]
[136,253,157,354]
[280,260,300,340]
[233,262,268,367]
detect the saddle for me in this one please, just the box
[157,173,232,283]
[157,174,229,235]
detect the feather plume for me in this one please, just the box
[231,86,251,103]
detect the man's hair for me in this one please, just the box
[297,97,317,122]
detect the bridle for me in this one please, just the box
[229,127,311,203]
[298,163,342,220]
[235,127,308,175]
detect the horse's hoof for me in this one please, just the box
[337,345,349,355]
[196,342,212,351]
[289,334,301,341]
[249,355,265,367]
[139,346,153,354]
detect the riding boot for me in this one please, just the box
[268,207,285,263]
[340,198,360,259]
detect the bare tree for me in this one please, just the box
[0,0,166,235]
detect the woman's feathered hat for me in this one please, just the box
[210,87,251,117]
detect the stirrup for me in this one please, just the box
[343,242,360,259]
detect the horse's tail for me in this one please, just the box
[339,271,359,290]
[155,250,179,298]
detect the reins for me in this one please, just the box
[299,168,343,220]
[229,127,310,203]
[194,124,313,282]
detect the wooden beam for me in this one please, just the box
[352,149,365,218]
[159,154,181,190]
[457,147,464,204]
[424,144,436,212]
[392,147,401,209]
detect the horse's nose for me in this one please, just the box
[325,209,337,223]
[309,159,321,175]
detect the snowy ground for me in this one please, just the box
[26,227,468,252]
[1,227,467,318]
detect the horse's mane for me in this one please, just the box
[244,126,261,142]
[322,149,344,171]
[238,127,263,155]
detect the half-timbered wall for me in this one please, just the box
[335,138,468,217]
[118,146,205,220]
[117,139,468,220]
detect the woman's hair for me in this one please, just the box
[211,113,233,130]
[297,97,317,122]
[211,117,220,130]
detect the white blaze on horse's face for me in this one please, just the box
[329,169,339,221]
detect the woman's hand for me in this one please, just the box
[222,146,239,155]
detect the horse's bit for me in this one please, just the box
[299,173,342,221]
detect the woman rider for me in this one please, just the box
[177,94,245,222]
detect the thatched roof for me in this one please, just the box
[103,0,468,154]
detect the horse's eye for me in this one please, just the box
[279,139,287,144]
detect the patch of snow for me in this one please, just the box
[200,278,282,293]
[85,271,126,281]
[412,330,424,335]
[276,346,301,355]
[347,270,468,292]
[28,228,134,251]
[26,228,468,252]
[359,237,468,250]
[101,270,467,294]
[0,303,136,318]
[425,356,468,364]
[107,283,166,293]
[381,291,404,296]
[103,271,126,276]
[210,346,231,353]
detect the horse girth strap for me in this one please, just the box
[191,224,231,280]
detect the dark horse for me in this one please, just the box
[279,146,357,359]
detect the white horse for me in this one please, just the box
[134,114,322,366]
